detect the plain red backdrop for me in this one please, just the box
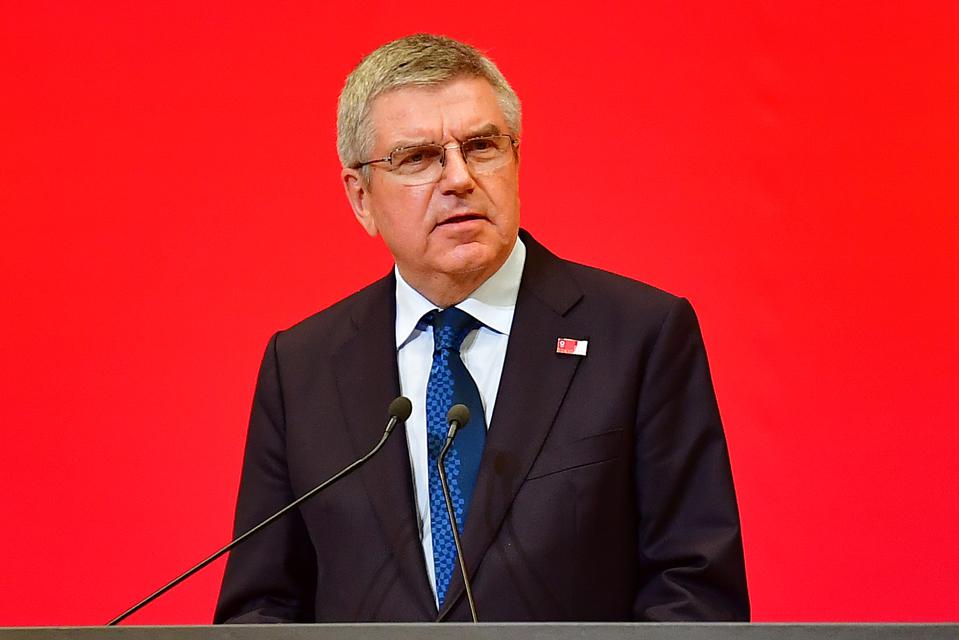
[2,1,957,626]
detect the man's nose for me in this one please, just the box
[438,145,475,194]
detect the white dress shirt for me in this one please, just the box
[394,237,526,605]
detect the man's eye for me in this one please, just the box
[468,139,493,151]
[395,147,440,168]
[464,137,500,157]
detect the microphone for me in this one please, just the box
[436,403,479,623]
[107,396,413,626]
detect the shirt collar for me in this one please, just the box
[395,236,527,349]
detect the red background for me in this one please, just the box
[2,1,957,626]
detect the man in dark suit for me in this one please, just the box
[215,34,748,623]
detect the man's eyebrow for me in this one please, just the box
[463,123,503,138]
[386,124,505,151]
[387,137,434,151]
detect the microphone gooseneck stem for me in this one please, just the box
[107,414,402,626]
[437,421,479,623]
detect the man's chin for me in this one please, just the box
[425,224,515,278]
[434,242,501,276]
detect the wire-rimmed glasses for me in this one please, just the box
[352,134,519,186]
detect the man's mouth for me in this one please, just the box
[438,212,486,226]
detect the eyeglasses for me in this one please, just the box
[352,134,519,186]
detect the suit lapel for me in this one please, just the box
[438,232,587,619]
[332,273,436,618]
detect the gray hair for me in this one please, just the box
[336,34,522,170]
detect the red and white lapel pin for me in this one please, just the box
[556,337,588,356]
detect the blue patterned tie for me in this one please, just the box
[425,307,487,608]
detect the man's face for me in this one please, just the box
[342,77,520,296]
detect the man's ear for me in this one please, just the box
[342,168,378,237]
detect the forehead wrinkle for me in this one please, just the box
[378,112,447,152]
[370,78,508,152]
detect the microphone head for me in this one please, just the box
[388,396,413,422]
[446,404,470,428]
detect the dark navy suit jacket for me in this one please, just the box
[214,230,749,622]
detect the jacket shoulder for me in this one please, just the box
[523,230,686,322]
[272,273,393,358]
[564,259,681,308]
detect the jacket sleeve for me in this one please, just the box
[214,333,317,623]
[633,297,750,621]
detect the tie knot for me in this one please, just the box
[428,307,482,353]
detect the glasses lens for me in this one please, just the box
[384,136,515,185]
[462,135,512,173]
[390,145,444,178]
